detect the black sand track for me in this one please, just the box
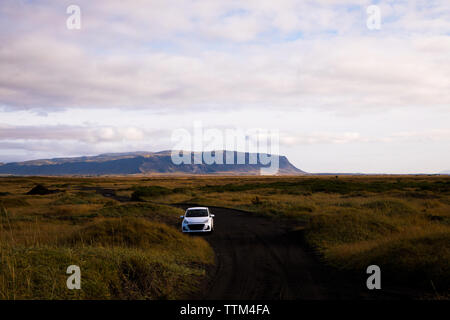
[90,187,418,300]
[176,204,419,300]
[176,205,331,300]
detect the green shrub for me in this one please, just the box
[306,212,399,249]
[327,232,450,291]
[63,217,184,248]
[362,200,416,216]
[131,186,172,199]
[97,203,182,226]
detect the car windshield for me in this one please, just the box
[185,209,208,217]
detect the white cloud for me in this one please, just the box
[281,132,363,145]
[0,0,449,113]
[281,129,450,146]
[1,35,449,113]
[0,124,158,143]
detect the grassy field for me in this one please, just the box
[0,175,449,299]
[0,177,214,299]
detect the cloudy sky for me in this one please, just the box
[0,0,449,173]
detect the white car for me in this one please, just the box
[181,207,214,233]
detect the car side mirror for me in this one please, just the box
[180,215,184,219]
[210,214,215,218]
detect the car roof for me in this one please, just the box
[186,207,208,210]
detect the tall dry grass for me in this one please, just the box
[1,175,449,298]
[0,181,214,300]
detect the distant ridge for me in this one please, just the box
[0,151,305,176]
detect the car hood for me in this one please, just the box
[184,217,210,223]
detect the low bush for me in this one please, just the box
[130,186,172,200]
[63,217,184,248]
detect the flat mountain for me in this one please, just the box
[0,151,304,176]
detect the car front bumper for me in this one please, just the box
[182,223,212,232]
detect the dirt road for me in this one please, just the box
[89,187,415,299]
[176,204,338,300]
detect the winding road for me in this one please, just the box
[92,187,415,300]
[176,205,334,300]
